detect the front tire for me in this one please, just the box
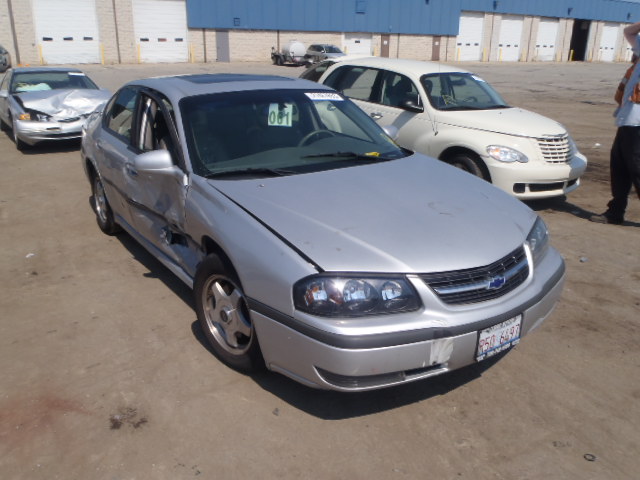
[11,115,28,151]
[447,152,490,181]
[91,172,121,235]
[194,255,263,372]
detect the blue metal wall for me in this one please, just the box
[186,0,463,35]
[186,0,640,35]
[460,0,640,23]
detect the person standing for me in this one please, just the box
[591,21,640,225]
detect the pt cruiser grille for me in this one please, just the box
[537,134,571,163]
[420,246,529,305]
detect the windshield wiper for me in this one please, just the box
[205,167,297,179]
[302,151,393,162]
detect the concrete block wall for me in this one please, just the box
[10,0,37,65]
[0,0,14,61]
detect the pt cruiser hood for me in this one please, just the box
[212,155,536,274]
[438,107,567,138]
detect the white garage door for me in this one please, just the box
[457,12,484,61]
[498,15,523,62]
[599,23,618,62]
[33,0,100,64]
[535,18,558,62]
[133,0,188,63]
[343,33,372,56]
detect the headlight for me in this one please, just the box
[527,217,549,264]
[567,135,578,155]
[293,275,421,317]
[487,145,528,163]
[18,111,51,122]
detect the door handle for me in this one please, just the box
[370,112,383,120]
[125,164,138,177]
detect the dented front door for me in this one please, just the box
[124,92,194,270]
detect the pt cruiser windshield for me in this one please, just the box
[181,89,407,178]
[421,72,508,111]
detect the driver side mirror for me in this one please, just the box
[134,149,176,173]
[400,99,424,113]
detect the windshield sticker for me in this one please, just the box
[305,92,344,101]
[68,72,86,76]
[471,75,486,83]
[268,103,293,127]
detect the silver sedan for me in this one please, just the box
[81,74,565,391]
[0,67,110,150]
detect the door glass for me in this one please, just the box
[381,72,420,108]
[105,87,137,141]
[327,67,377,102]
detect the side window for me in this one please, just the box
[381,72,420,109]
[105,87,137,141]
[301,62,332,82]
[325,66,378,102]
[138,94,178,161]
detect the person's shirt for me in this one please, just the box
[615,36,640,126]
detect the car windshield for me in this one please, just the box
[181,88,407,178]
[10,71,98,93]
[325,46,342,53]
[421,72,508,111]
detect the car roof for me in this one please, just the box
[126,73,334,100]
[9,66,85,74]
[325,56,472,76]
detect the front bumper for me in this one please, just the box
[488,152,588,200]
[252,247,565,392]
[14,118,87,145]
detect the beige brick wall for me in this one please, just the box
[112,0,136,63]
[229,30,278,62]
[395,34,432,61]
[0,0,14,61]
[11,0,37,65]
[96,0,117,64]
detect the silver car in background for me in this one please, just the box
[0,45,10,72]
[0,67,110,150]
[81,73,565,391]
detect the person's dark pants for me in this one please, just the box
[607,126,640,219]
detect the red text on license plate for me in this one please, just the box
[476,315,522,361]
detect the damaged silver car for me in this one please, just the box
[81,74,565,392]
[0,67,110,150]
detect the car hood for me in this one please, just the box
[437,107,567,138]
[211,155,536,273]
[14,89,112,120]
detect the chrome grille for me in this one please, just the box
[537,134,571,163]
[420,246,529,305]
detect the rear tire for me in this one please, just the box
[447,152,490,182]
[194,255,264,372]
[91,172,121,235]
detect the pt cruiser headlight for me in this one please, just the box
[487,145,528,163]
[293,275,421,317]
[527,217,549,264]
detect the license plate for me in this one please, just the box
[476,315,522,361]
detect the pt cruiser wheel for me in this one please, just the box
[194,256,263,372]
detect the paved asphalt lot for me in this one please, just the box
[0,60,639,479]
